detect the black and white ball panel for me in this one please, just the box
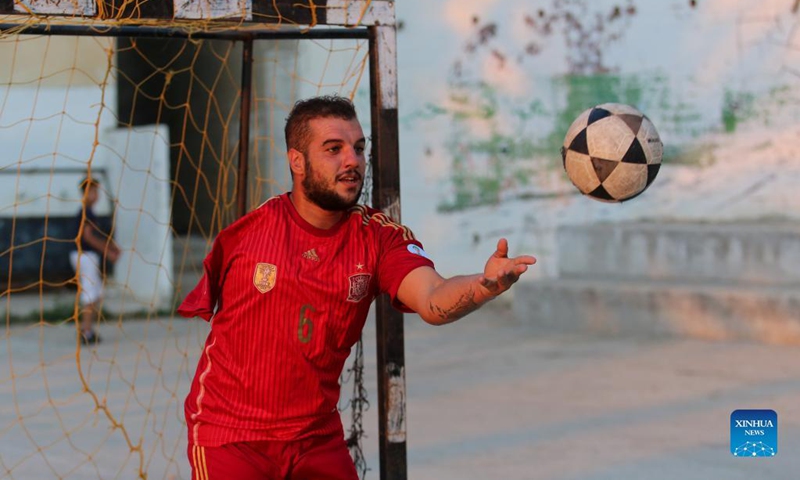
[563,151,600,194]
[637,116,663,165]
[586,116,636,162]
[562,108,592,150]
[602,162,649,199]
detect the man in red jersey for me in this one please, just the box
[179,96,536,479]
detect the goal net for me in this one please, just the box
[0,2,391,478]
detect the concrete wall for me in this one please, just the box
[381,0,800,342]
[514,222,800,344]
[556,222,800,285]
[0,83,174,312]
[3,1,800,324]
[391,0,800,279]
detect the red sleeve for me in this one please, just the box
[375,220,435,313]
[177,233,227,321]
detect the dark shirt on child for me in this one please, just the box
[71,207,107,255]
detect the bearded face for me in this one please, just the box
[297,117,367,212]
[302,155,363,211]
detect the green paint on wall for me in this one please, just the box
[433,73,679,212]
[722,90,755,133]
[413,71,800,212]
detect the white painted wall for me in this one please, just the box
[0,83,173,312]
[99,125,173,311]
[390,0,800,281]
[4,0,799,309]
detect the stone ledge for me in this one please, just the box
[557,222,800,285]
[514,278,800,345]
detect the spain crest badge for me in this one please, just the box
[253,263,277,293]
[347,273,371,303]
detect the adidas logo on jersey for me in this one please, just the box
[302,249,320,262]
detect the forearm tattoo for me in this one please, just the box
[429,287,480,321]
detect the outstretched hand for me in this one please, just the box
[477,238,536,297]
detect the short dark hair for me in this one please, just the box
[79,176,100,192]
[284,95,358,154]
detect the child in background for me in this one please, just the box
[70,176,121,345]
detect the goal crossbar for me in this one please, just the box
[0,0,394,27]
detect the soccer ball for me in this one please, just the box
[561,103,663,202]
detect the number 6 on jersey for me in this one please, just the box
[298,304,315,343]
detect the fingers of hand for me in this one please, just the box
[482,254,535,295]
[494,238,509,258]
[486,263,528,289]
[498,269,521,289]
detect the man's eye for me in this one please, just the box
[327,146,341,153]
[355,147,365,154]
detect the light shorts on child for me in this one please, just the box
[69,251,103,305]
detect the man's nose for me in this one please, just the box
[342,146,362,169]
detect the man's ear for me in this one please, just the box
[288,148,305,177]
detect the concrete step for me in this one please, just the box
[557,222,800,285]
[513,278,800,345]
[171,235,209,302]
[172,235,211,268]
[2,235,211,318]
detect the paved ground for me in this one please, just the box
[2,303,799,479]
[363,304,800,480]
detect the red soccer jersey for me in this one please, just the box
[178,193,434,446]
